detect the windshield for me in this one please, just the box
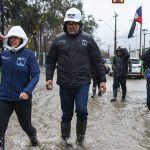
[105,59,111,64]
[131,59,140,64]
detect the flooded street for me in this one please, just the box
[5,68,150,150]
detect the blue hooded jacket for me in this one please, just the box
[0,26,40,101]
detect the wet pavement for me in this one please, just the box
[5,68,150,150]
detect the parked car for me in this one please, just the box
[128,57,144,78]
[105,59,113,76]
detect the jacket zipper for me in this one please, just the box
[9,53,15,98]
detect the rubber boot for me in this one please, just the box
[121,90,126,101]
[76,120,87,145]
[91,87,96,98]
[110,89,117,102]
[147,104,150,110]
[98,88,101,96]
[0,137,4,150]
[111,89,117,102]
[61,122,71,142]
[28,128,39,147]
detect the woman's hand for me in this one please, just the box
[19,92,29,100]
[0,34,4,41]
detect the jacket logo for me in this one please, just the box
[82,40,87,46]
[58,40,66,44]
[2,56,11,60]
[16,57,26,66]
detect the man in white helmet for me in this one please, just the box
[46,7,106,145]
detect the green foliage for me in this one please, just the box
[83,15,98,34]
[3,0,98,51]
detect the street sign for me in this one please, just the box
[112,0,124,3]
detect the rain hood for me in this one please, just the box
[3,26,28,52]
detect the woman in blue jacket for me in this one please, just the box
[0,26,40,149]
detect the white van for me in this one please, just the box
[128,58,144,78]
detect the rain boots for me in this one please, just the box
[111,89,117,102]
[28,128,39,147]
[98,90,101,96]
[76,120,87,145]
[29,135,39,147]
[61,122,71,142]
[91,87,96,98]
[0,137,4,150]
[121,90,126,101]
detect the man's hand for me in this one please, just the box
[46,80,53,90]
[99,82,106,95]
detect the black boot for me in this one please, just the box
[111,89,117,102]
[91,87,96,98]
[28,128,39,147]
[0,137,4,150]
[98,90,101,96]
[61,122,71,142]
[76,120,87,145]
[121,90,126,101]
[29,135,38,147]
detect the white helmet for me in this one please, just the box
[64,7,82,22]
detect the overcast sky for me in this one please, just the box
[83,0,150,53]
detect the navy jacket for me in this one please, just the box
[0,48,40,101]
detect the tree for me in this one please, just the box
[3,0,98,52]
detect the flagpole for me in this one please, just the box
[139,23,142,58]
[135,24,138,58]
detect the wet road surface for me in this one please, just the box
[5,68,150,150]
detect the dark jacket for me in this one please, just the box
[112,48,130,77]
[140,48,150,68]
[0,48,40,101]
[46,31,106,87]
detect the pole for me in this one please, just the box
[139,24,142,58]
[143,33,145,53]
[108,45,110,58]
[0,0,4,34]
[114,12,118,55]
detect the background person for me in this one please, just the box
[0,26,40,150]
[91,56,106,98]
[111,46,130,102]
[140,48,150,110]
[46,7,106,145]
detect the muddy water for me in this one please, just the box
[5,68,150,150]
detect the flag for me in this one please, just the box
[128,18,136,38]
[135,6,142,24]
[128,6,142,38]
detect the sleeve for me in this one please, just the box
[46,39,58,81]
[23,52,40,97]
[122,48,130,59]
[88,37,106,83]
[140,48,150,62]
[0,52,2,66]
[112,57,115,70]
[0,41,3,49]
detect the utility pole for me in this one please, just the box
[114,12,118,55]
[108,45,110,58]
[0,0,4,34]
[142,29,148,53]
